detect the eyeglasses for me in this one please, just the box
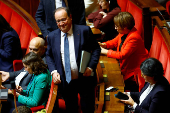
[56,18,67,24]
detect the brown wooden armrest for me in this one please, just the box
[95,82,105,113]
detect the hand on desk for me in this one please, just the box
[120,93,135,106]
[0,71,10,82]
[52,72,61,84]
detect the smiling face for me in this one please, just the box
[23,63,33,74]
[54,9,72,33]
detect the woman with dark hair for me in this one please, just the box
[120,58,170,113]
[0,14,22,72]
[87,0,121,41]
[99,12,148,91]
[15,52,51,107]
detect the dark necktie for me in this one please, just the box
[62,0,66,7]
[64,33,71,83]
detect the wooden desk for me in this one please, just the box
[98,55,125,113]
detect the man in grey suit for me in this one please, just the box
[1,37,46,90]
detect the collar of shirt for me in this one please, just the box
[61,25,73,37]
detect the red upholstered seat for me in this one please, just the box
[149,26,170,84]
[149,27,163,59]
[0,0,38,57]
[0,0,39,71]
[126,0,143,37]
[166,1,170,16]
[117,0,128,12]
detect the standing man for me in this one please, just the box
[46,7,101,113]
[35,0,86,39]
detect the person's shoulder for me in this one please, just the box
[74,24,90,30]
[2,29,18,37]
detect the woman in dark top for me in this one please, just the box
[87,0,121,41]
[121,58,170,113]
[0,14,22,72]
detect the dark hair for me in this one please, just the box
[109,0,120,11]
[22,52,48,75]
[140,58,164,81]
[114,12,135,30]
[12,106,32,113]
[54,7,71,17]
[0,14,13,34]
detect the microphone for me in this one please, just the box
[10,81,18,113]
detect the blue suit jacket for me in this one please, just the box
[46,24,101,88]
[131,77,170,113]
[0,29,22,72]
[35,0,86,38]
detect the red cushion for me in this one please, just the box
[149,26,162,59]
[13,60,23,71]
[117,0,128,12]
[126,1,143,37]
[159,40,169,73]
[166,1,170,15]
[164,56,170,83]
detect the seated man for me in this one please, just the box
[1,37,46,113]
[1,37,46,89]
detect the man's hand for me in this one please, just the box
[100,46,108,55]
[83,67,93,77]
[0,71,10,82]
[98,42,107,48]
[52,72,61,84]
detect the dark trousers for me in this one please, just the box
[53,76,96,113]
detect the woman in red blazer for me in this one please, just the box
[87,0,121,41]
[99,12,148,91]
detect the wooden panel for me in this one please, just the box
[98,55,125,113]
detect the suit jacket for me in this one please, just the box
[131,77,170,113]
[2,55,46,90]
[0,29,22,72]
[104,27,148,81]
[35,0,86,38]
[46,24,101,88]
[18,71,52,107]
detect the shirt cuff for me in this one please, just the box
[51,70,57,76]
[87,67,93,72]
[133,102,138,110]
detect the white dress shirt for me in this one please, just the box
[60,25,79,80]
[132,84,155,109]
[55,0,62,8]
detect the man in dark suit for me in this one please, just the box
[1,37,46,90]
[35,0,86,39]
[46,7,101,113]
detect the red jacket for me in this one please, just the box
[104,27,148,89]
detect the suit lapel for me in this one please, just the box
[54,31,61,59]
[73,25,80,60]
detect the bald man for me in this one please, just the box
[1,37,46,89]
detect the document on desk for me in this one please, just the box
[79,50,93,76]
